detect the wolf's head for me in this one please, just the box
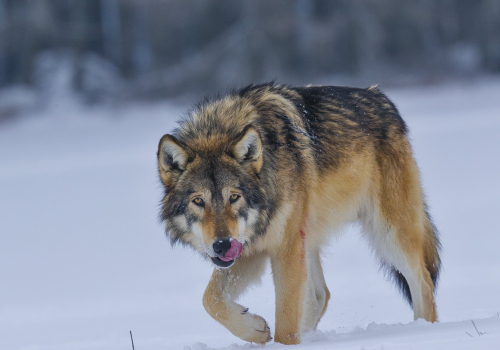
[157,126,265,268]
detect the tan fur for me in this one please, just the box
[158,84,441,344]
[203,253,271,343]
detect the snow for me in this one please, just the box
[1,78,499,350]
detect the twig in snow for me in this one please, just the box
[130,330,135,350]
[471,320,484,336]
[465,331,473,337]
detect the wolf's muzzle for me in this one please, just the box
[211,239,243,268]
[213,239,231,257]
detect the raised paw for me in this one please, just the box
[229,311,272,345]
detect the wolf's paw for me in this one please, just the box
[236,312,272,345]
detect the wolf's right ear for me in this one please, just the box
[158,135,194,173]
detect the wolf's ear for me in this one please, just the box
[158,134,194,173]
[233,126,263,173]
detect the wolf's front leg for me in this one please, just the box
[270,233,307,345]
[202,253,271,344]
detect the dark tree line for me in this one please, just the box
[0,0,499,99]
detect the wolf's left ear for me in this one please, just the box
[158,134,194,173]
[233,126,263,173]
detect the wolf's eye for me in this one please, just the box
[229,194,241,204]
[192,197,205,207]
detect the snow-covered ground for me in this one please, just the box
[1,78,499,350]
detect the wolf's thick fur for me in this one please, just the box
[157,83,441,345]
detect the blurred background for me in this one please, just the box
[1,0,500,119]
[1,2,500,350]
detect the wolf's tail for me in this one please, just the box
[422,207,442,291]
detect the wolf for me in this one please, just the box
[157,83,441,345]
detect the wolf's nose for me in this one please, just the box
[213,239,231,257]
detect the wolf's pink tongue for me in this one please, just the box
[218,239,243,262]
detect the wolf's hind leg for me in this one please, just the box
[363,140,440,322]
[367,224,438,322]
[203,253,271,344]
